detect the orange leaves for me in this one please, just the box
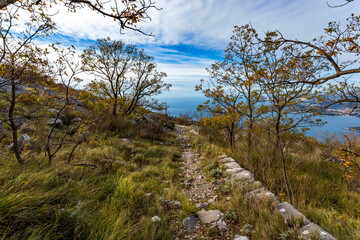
[334,149,360,184]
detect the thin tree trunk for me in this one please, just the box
[112,97,118,116]
[9,78,22,164]
[280,146,293,204]
[247,120,253,163]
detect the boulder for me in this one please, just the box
[299,223,336,240]
[276,202,310,224]
[231,170,254,183]
[245,187,278,203]
[47,118,64,129]
[7,134,32,151]
[0,78,29,94]
[182,214,198,233]
[224,162,241,169]
[197,209,228,232]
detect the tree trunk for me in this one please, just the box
[9,79,22,164]
[247,120,253,163]
[280,146,293,204]
[112,97,118,116]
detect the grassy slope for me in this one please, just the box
[0,133,198,240]
[194,131,360,240]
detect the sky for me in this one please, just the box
[36,0,357,98]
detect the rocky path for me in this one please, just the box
[173,125,336,240]
[173,125,242,240]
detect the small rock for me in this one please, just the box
[151,216,161,222]
[196,202,209,209]
[234,235,249,240]
[208,199,215,204]
[182,214,198,234]
[299,222,336,240]
[197,209,228,232]
[47,118,63,128]
[277,202,310,224]
[245,188,278,203]
[222,157,236,163]
[145,193,152,197]
[7,133,32,151]
[226,168,244,175]
[121,138,133,144]
[224,162,241,169]
[231,170,254,183]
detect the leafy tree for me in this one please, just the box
[257,31,326,203]
[82,38,138,116]
[196,25,267,156]
[82,38,169,116]
[276,14,360,106]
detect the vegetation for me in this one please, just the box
[0,1,359,239]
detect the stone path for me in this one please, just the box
[173,125,336,240]
[173,125,244,240]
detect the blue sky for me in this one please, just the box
[36,0,357,98]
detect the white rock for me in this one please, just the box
[224,162,241,169]
[151,216,161,222]
[226,168,244,175]
[234,236,249,240]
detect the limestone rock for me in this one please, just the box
[226,168,244,175]
[234,236,249,240]
[277,202,310,224]
[245,187,278,203]
[121,138,133,144]
[197,209,228,232]
[224,162,241,169]
[151,216,161,222]
[196,202,209,209]
[222,157,236,163]
[7,134,32,151]
[47,118,64,128]
[299,223,336,240]
[231,170,254,183]
[182,214,198,233]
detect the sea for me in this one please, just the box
[158,96,360,141]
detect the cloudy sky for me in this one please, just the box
[43,0,356,98]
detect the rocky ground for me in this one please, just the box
[170,125,336,240]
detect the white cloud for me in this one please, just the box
[11,0,359,97]
[50,0,355,48]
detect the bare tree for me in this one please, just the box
[0,6,54,163]
[43,45,83,165]
[125,50,169,114]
